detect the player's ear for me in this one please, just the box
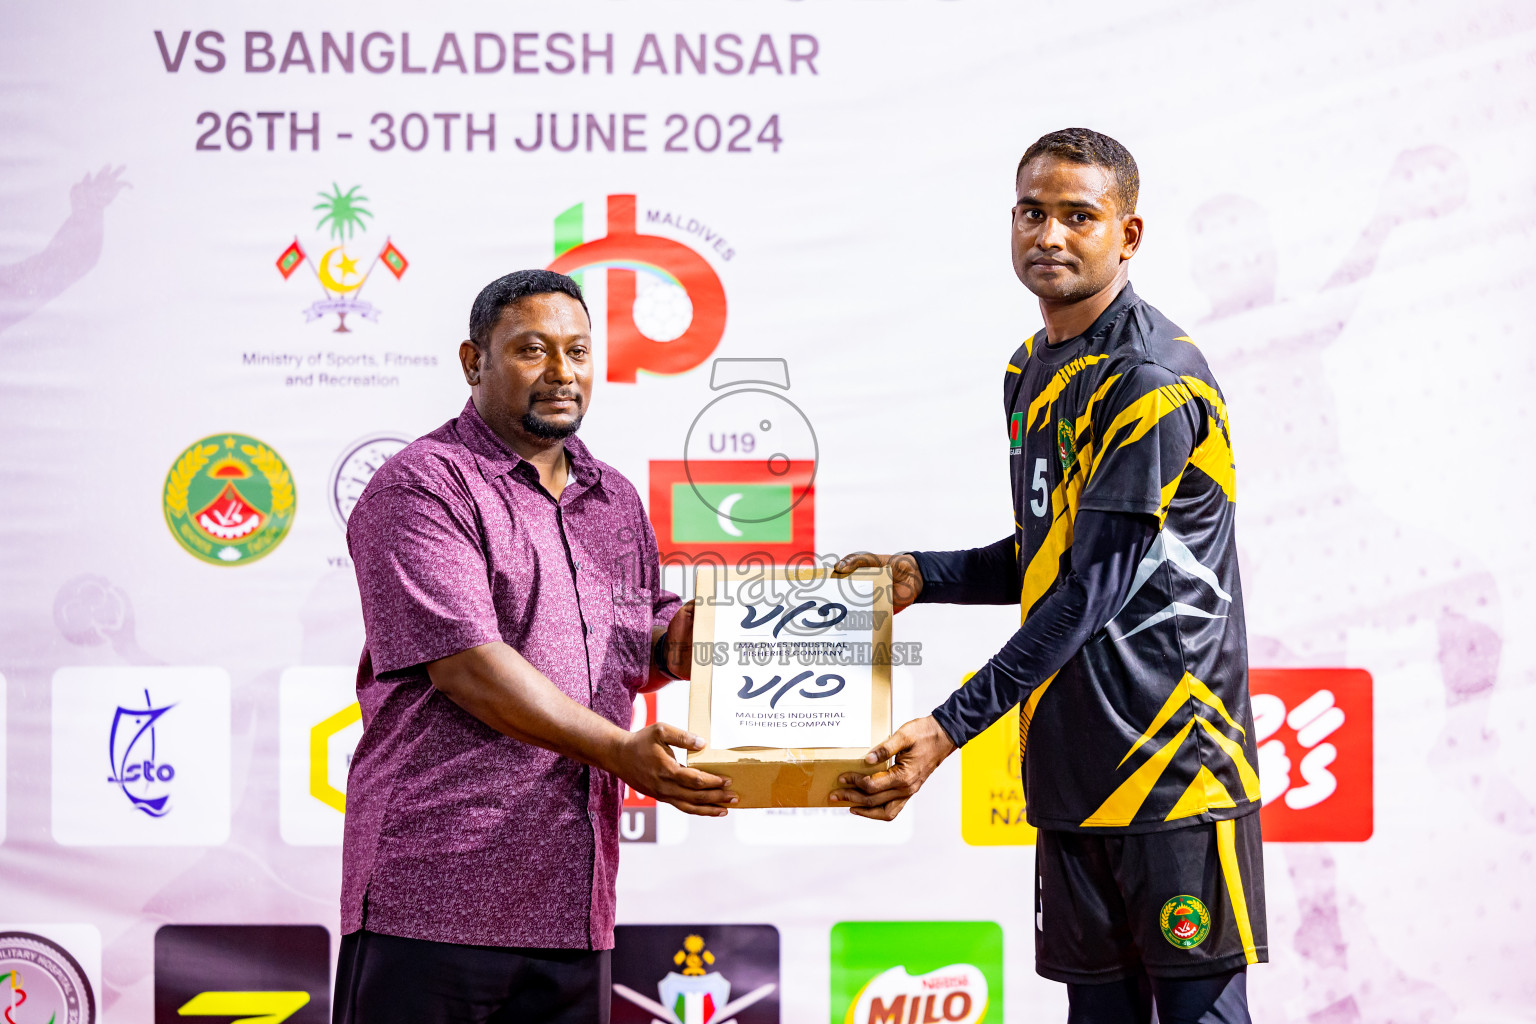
[1120,213,1144,261]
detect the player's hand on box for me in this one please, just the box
[613,722,737,817]
[828,715,957,820]
[831,552,924,612]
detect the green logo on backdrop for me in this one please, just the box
[163,434,295,566]
[671,483,792,544]
[830,921,1001,1024]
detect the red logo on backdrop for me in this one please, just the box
[1250,668,1373,841]
[621,692,659,844]
[548,195,728,383]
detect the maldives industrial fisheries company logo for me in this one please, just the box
[831,921,1001,1024]
[0,932,95,1024]
[276,183,408,332]
[163,434,294,565]
[546,194,727,382]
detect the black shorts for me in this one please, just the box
[1035,813,1268,983]
[334,930,610,1024]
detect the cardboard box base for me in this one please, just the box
[687,748,887,808]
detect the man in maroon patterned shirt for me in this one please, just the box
[335,269,735,1024]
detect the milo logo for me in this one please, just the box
[1159,895,1211,949]
[845,964,986,1024]
[831,921,1001,1024]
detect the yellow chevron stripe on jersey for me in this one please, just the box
[1018,669,1059,759]
[1195,716,1261,801]
[1081,718,1196,827]
[1007,363,1023,374]
[1026,354,1109,431]
[1118,672,1197,769]
[1180,375,1229,434]
[1156,469,1187,526]
[1217,818,1261,964]
[1066,373,1121,476]
[1187,415,1236,502]
[1019,469,1084,615]
[1091,381,1196,477]
[1190,676,1245,736]
[1073,375,1121,440]
[1165,765,1237,821]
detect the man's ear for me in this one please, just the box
[1120,214,1145,260]
[459,339,483,386]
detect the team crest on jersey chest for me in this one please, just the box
[1056,419,1076,471]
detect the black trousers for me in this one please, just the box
[1068,968,1250,1024]
[333,930,610,1024]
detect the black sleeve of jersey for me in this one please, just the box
[930,510,1159,747]
[910,536,1018,605]
[1078,361,1202,520]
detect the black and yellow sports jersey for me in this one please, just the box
[927,283,1257,833]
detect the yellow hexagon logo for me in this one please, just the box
[309,702,361,813]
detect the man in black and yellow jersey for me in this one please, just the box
[832,129,1266,1024]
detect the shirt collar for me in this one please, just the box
[1031,280,1139,367]
[453,398,604,496]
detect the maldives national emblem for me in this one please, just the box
[163,434,295,566]
[276,183,408,333]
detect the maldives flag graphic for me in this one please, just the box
[275,240,305,280]
[378,239,408,279]
[649,460,814,563]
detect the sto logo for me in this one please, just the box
[1250,668,1373,842]
[548,195,727,382]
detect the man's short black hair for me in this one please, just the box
[1017,128,1139,215]
[468,269,590,348]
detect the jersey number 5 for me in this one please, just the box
[1030,457,1049,517]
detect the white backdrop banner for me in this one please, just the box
[2,2,1534,1022]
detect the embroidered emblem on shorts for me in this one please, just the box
[1056,418,1076,471]
[1159,895,1211,949]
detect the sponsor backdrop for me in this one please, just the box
[2,2,1533,1022]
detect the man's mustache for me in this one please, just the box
[531,390,583,405]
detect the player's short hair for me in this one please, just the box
[469,269,590,349]
[1017,128,1140,215]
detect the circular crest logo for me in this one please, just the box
[1159,895,1212,949]
[163,434,295,565]
[0,932,95,1024]
[330,433,410,530]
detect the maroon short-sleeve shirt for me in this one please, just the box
[342,399,679,950]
